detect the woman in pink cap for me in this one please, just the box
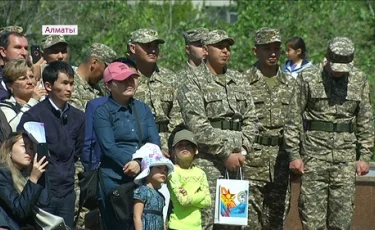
[93,62,161,230]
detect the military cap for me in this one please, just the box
[86,43,117,65]
[0,26,23,34]
[202,30,234,46]
[41,35,68,50]
[130,28,165,44]
[182,27,209,44]
[327,37,354,72]
[255,27,281,45]
[172,129,197,147]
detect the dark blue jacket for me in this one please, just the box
[17,99,85,198]
[0,68,10,101]
[82,96,109,171]
[94,96,160,182]
[0,166,51,230]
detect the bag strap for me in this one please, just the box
[224,167,244,180]
[131,101,143,147]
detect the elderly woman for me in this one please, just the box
[0,132,49,230]
[0,59,47,131]
[93,62,160,230]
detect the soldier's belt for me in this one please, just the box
[254,135,282,146]
[305,120,354,133]
[156,121,169,133]
[210,120,242,131]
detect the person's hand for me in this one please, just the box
[224,153,244,171]
[356,161,369,176]
[179,187,187,196]
[289,159,304,175]
[161,149,170,158]
[123,160,140,176]
[32,80,48,101]
[30,154,48,184]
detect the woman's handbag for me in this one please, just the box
[108,181,137,222]
[33,207,69,230]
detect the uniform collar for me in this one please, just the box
[250,62,287,85]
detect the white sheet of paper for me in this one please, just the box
[23,122,46,143]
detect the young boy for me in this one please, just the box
[167,129,211,230]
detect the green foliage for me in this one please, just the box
[2,0,375,113]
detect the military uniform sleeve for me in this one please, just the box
[70,91,86,112]
[284,74,308,162]
[355,77,374,162]
[177,75,236,160]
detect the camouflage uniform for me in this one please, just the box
[69,43,116,229]
[177,30,258,230]
[70,42,116,111]
[39,35,69,76]
[41,35,68,51]
[242,28,295,230]
[176,27,209,89]
[130,29,184,152]
[284,37,374,230]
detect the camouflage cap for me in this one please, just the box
[255,27,281,45]
[202,29,234,46]
[0,26,23,34]
[86,43,117,64]
[130,28,165,44]
[182,27,209,44]
[327,37,354,72]
[41,35,68,50]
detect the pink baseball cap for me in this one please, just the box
[103,62,140,83]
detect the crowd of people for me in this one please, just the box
[0,24,373,230]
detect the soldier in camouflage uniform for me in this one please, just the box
[182,27,209,69]
[128,28,183,155]
[41,35,69,63]
[242,28,295,230]
[175,28,209,87]
[70,42,116,229]
[177,30,258,230]
[284,37,374,230]
[70,42,116,110]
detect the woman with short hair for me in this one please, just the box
[0,59,47,131]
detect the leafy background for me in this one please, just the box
[2,0,375,156]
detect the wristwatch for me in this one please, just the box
[241,148,248,156]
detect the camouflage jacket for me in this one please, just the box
[284,65,374,163]
[177,63,258,160]
[135,65,183,150]
[244,64,296,136]
[243,64,295,181]
[175,62,197,87]
[70,71,101,112]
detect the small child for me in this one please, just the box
[133,145,174,230]
[167,129,211,230]
[282,36,312,78]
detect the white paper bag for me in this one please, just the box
[214,170,249,226]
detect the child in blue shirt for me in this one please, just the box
[282,36,312,78]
